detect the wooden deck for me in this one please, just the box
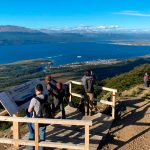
[0,80,117,150]
[22,105,113,150]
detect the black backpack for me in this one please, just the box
[85,77,94,93]
[35,96,53,118]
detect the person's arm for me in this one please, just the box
[28,98,36,113]
[28,107,33,113]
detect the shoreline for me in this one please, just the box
[53,59,122,68]
[0,54,150,68]
[110,41,150,46]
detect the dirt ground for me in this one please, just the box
[101,97,150,150]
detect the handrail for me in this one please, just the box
[70,80,83,85]
[68,80,117,119]
[0,116,92,126]
[0,116,92,150]
[68,80,117,92]
[94,85,117,93]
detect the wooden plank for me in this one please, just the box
[69,82,72,102]
[85,125,90,150]
[69,80,117,92]
[112,92,116,119]
[94,99,113,106]
[0,138,84,150]
[0,116,92,126]
[46,111,114,150]
[94,85,117,93]
[71,80,83,85]
[0,138,35,146]
[13,114,19,149]
[35,123,39,150]
[0,110,8,116]
[39,141,84,150]
[71,92,84,98]
[65,80,71,84]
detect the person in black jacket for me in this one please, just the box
[81,70,95,116]
[45,75,66,119]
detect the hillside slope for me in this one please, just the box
[101,86,150,150]
[102,64,150,92]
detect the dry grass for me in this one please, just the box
[122,84,144,97]
[0,124,28,150]
[140,88,150,98]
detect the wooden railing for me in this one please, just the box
[0,116,92,150]
[0,79,117,150]
[67,80,117,119]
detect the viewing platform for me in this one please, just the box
[21,105,113,150]
[0,80,117,150]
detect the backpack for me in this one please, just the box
[85,77,94,93]
[35,96,53,118]
[48,80,60,98]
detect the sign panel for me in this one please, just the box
[0,92,18,115]
[0,79,47,116]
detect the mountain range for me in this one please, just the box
[0,25,150,45]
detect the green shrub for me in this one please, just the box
[102,64,150,92]
[0,122,12,131]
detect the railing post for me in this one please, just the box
[13,114,19,149]
[85,125,90,150]
[35,123,39,150]
[69,82,72,102]
[112,92,116,119]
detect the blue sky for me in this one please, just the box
[0,0,150,29]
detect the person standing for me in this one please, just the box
[81,70,95,116]
[45,75,66,119]
[27,84,46,150]
[144,72,149,88]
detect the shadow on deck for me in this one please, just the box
[22,105,113,150]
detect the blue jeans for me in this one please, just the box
[27,112,46,150]
[28,123,46,150]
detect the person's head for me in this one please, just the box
[145,72,148,76]
[35,84,43,95]
[85,70,91,76]
[45,75,51,84]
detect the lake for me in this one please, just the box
[0,42,150,66]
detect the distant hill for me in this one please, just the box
[0,25,37,33]
[0,25,150,45]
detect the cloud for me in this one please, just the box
[76,25,120,30]
[114,10,150,17]
[97,25,119,29]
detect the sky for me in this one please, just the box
[0,0,150,30]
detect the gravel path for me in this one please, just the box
[102,97,150,150]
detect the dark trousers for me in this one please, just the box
[54,97,66,119]
[144,80,149,87]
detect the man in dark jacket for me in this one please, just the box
[45,75,66,119]
[81,70,95,116]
